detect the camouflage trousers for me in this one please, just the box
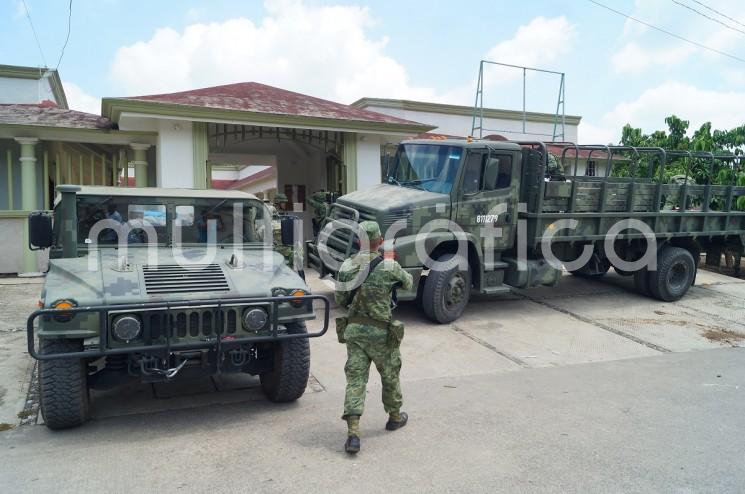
[342,325,402,418]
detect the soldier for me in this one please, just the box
[273,192,289,213]
[664,174,688,210]
[334,220,413,454]
[271,193,304,278]
[308,190,330,238]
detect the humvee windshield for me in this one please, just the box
[73,195,269,246]
[386,143,463,194]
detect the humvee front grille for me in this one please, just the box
[143,263,230,294]
[145,307,243,339]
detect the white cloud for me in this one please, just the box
[482,16,576,85]
[578,122,617,145]
[109,0,436,103]
[583,81,745,143]
[63,81,102,115]
[612,0,745,73]
[110,2,576,110]
[611,42,694,74]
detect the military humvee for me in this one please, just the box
[27,185,329,429]
[309,139,745,323]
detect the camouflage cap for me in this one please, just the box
[274,193,288,202]
[359,220,382,242]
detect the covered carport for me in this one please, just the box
[103,82,434,242]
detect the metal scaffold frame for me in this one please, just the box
[470,60,566,141]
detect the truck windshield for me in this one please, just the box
[75,196,269,246]
[386,143,463,194]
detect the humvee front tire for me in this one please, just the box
[422,253,471,324]
[649,246,696,302]
[39,339,89,429]
[260,322,310,402]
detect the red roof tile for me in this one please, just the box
[0,104,112,130]
[123,82,424,126]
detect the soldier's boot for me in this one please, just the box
[385,411,408,431]
[345,415,361,454]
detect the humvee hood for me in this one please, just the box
[43,248,305,307]
[338,183,447,211]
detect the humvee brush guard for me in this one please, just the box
[27,185,329,429]
[309,139,745,323]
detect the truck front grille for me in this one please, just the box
[143,263,230,294]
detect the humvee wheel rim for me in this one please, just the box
[445,272,466,309]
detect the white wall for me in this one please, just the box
[363,104,578,142]
[156,119,194,188]
[0,217,48,274]
[355,134,384,188]
[0,76,55,105]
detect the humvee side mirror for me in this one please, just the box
[483,157,500,190]
[28,211,53,250]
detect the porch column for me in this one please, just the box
[130,143,150,187]
[192,122,208,189]
[15,137,41,276]
[342,133,357,193]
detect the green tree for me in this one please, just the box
[617,116,745,209]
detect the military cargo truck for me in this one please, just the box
[26,185,328,429]
[308,139,745,323]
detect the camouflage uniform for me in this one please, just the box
[308,190,330,238]
[271,193,301,268]
[335,222,413,422]
[663,174,688,210]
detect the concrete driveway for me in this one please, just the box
[1,269,744,492]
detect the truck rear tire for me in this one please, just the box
[260,322,310,402]
[39,339,89,429]
[422,253,471,324]
[649,247,696,302]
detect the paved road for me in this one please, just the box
[2,348,743,493]
[1,269,744,492]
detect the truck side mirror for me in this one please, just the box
[28,212,53,250]
[483,158,500,190]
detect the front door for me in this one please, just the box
[455,148,520,257]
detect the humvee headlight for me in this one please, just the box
[51,299,77,322]
[112,314,142,342]
[289,289,307,308]
[243,307,268,331]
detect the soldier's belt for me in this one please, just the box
[347,315,390,331]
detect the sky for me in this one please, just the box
[3,0,745,143]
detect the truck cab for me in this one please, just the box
[27,185,329,429]
[309,139,552,323]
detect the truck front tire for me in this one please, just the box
[39,339,89,430]
[422,253,471,324]
[649,246,696,301]
[260,322,310,402]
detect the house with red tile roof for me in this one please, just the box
[0,66,434,274]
